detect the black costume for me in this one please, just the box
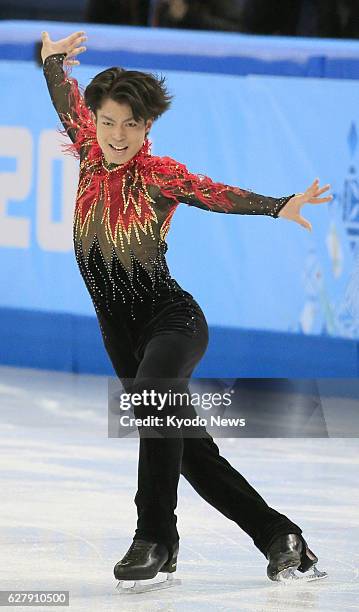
[43,53,303,560]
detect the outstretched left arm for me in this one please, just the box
[154,158,332,226]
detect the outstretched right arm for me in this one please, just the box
[42,31,93,148]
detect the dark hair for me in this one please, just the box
[84,67,173,121]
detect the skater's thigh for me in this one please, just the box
[96,310,139,381]
[136,329,208,379]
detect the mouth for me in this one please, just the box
[109,144,128,153]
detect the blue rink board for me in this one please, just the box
[1,20,359,79]
[0,307,357,377]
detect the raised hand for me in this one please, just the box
[41,30,87,66]
[278,179,333,231]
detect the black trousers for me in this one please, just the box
[97,302,302,559]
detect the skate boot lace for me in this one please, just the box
[122,540,152,563]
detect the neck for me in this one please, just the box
[103,159,120,170]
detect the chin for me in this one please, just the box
[107,148,134,165]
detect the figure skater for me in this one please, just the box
[41,30,331,590]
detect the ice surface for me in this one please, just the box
[0,366,358,611]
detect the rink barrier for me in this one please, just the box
[0,307,357,376]
[1,21,359,78]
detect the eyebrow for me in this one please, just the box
[99,114,136,122]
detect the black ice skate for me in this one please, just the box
[114,539,181,594]
[266,534,328,583]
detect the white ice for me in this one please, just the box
[0,366,358,612]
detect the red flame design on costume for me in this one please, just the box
[57,72,246,241]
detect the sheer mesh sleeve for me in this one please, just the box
[43,53,95,153]
[154,157,294,218]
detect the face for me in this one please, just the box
[94,98,153,165]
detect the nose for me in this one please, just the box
[112,126,126,142]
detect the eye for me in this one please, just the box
[126,122,138,128]
[102,121,113,126]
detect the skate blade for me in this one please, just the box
[116,573,181,594]
[277,565,328,584]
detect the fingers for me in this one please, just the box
[42,30,86,43]
[309,179,333,203]
[308,196,333,204]
[298,216,312,232]
[64,59,80,66]
[305,180,319,198]
[305,179,333,202]
[315,183,331,196]
[67,31,87,58]
[67,45,87,58]
[307,178,320,193]
[68,30,87,43]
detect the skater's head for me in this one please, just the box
[84,67,173,165]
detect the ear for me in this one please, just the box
[90,109,96,124]
[145,118,154,136]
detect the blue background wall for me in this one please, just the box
[1,22,359,375]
